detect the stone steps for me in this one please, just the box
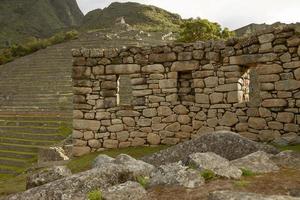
[0,150,36,160]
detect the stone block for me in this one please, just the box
[258,33,275,43]
[229,53,276,65]
[256,64,283,75]
[142,64,165,73]
[276,112,294,123]
[261,99,287,107]
[171,61,199,71]
[275,80,300,91]
[157,106,173,116]
[283,61,300,69]
[73,119,100,131]
[204,77,218,88]
[173,105,189,114]
[106,64,140,74]
[178,115,191,125]
[149,52,177,63]
[73,146,91,157]
[219,111,238,127]
[147,133,161,145]
[107,124,124,132]
[159,79,177,88]
[143,108,157,117]
[210,93,223,104]
[103,140,118,148]
[248,117,267,130]
[195,94,209,104]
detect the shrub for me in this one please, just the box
[88,189,102,200]
[200,169,216,181]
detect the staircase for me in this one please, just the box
[0,30,165,178]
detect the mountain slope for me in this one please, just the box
[0,0,83,47]
[81,2,182,31]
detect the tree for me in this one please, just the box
[178,18,234,42]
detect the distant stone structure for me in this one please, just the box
[72,26,300,156]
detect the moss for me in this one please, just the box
[88,190,102,200]
[276,144,300,152]
[234,180,250,188]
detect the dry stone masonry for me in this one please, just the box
[72,26,300,156]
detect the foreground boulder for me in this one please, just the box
[6,164,135,200]
[102,181,148,200]
[93,154,155,177]
[142,131,279,166]
[188,152,242,179]
[230,151,279,173]
[26,166,72,189]
[270,150,300,169]
[149,161,204,188]
[209,191,300,200]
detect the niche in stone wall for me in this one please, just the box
[177,71,195,102]
[117,75,133,106]
[239,66,261,107]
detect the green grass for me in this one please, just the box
[200,169,216,181]
[234,180,250,188]
[67,145,168,173]
[87,189,102,200]
[277,144,300,152]
[241,168,256,177]
[0,173,27,197]
[136,176,150,188]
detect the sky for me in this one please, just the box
[77,0,300,30]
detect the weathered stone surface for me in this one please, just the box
[102,181,148,200]
[26,166,72,189]
[147,133,161,145]
[248,117,267,130]
[204,77,219,88]
[230,53,276,65]
[149,162,204,188]
[116,110,140,117]
[195,94,209,104]
[92,154,115,168]
[209,191,299,200]
[231,151,279,173]
[143,108,157,117]
[173,105,189,114]
[188,152,242,179]
[294,68,300,80]
[157,106,173,116]
[276,112,294,123]
[171,61,199,71]
[177,115,191,125]
[106,64,140,74]
[275,80,300,91]
[165,122,181,132]
[149,52,177,63]
[261,99,287,107]
[258,33,275,43]
[72,146,91,157]
[103,140,119,148]
[219,112,238,127]
[283,61,300,69]
[159,79,177,88]
[256,64,283,75]
[271,150,300,169]
[73,119,100,131]
[141,131,279,166]
[142,64,165,73]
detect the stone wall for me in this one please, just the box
[72,26,300,156]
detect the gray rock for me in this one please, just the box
[6,164,135,200]
[26,166,72,189]
[102,181,148,200]
[92,154,115,168]
[149,162,204,188]
[114,154,155,177]
[188,152,242,179]
[209,190,300,200]
[230,151,279,173]
[270,150,300,169]
[141,131,279,166]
